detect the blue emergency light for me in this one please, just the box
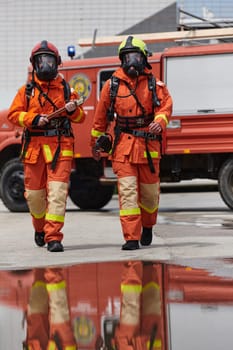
[67,45,76,59]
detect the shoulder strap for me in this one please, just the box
[148,74,160,107]
[61,79,71,102]
[25,81,35,111]
[107,74,160,121]
[107,75,120,122]
[110,75,120,99]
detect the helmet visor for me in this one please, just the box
[124,52,143,64]
[35,54,57,69]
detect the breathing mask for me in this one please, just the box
[34,53,58,81]
[122,51,145,77]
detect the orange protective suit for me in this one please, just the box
[8,73,85,245]
[113,261,164,350]
[91,67,172,244]
[24,268,77,350]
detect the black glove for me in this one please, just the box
[32,114,41,126]
[95,134,112,153]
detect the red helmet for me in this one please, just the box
[30,40,61,66]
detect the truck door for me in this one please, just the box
[163,48,233,155]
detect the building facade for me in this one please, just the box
[0,0,232,109]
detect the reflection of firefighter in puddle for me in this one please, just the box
[113,261,163,350]
[23,268,76,350]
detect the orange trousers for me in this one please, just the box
[25,268,77,350]
[112,159,160,241]
[113,261,164,350]
[24,151,72,243]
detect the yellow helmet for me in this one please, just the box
[118,36,151,60]
[118,36,152,72]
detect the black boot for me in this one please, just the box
[34,231,45,247]
[140,227,153,246]
[47,241,64,252]
[122,240,139,250]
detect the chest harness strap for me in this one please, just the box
[111,78,160,173]
[22,80,71,170]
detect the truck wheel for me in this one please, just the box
[69,174,115,210]
[0,158,28,212]
[218,157,233,210]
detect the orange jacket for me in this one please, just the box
[8,74,85,164]
[91,67,172,164]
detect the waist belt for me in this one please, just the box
[121,128,162,141]
[21,128,73,171]
[116,114,154,128]
[113,126,162,174]
[26,129,73,137]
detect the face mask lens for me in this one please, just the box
[125,52,143,63]
[36,54,56,68]
[34,53,58,81]
[122,51,145,77]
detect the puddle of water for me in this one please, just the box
[1,259,233,349]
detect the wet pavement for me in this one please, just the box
[1,183,233,349]
[0,182,233,269]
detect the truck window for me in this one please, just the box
[99,70,115,90]
[97,69,116,100]
[164,53,233,116]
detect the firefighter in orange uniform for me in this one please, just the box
[113,261,164,350]
[91,36,173,250]
[23,268,77,350]
[8,40,85,252]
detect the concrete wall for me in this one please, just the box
[0,0,174,109]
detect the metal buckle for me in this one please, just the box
[136,117,144,126]
[61,129,68,136]
[147,133,156,140]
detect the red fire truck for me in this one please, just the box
[1,28,233,212]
